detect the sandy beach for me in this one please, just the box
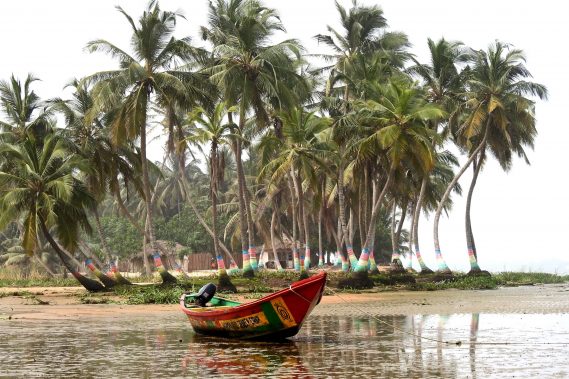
[2,283,568,321]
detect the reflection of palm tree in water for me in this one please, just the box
[181,340,313,378]
[437,315,449,374]
[470,313,480,379]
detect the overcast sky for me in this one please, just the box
[1,1,567,273]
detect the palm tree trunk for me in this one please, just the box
[318,181,325,268]
[393,202,408,261]
[139,125,176,284]
[179,175,236,266]
[390,202,398,260]
[241,159,258,271]
[433,119,490,273]
[363,165,396,251]
[78,242,116,288]
[293,169,310,271]
[412,176,434,273]
[211,146,227,277]
[337,161,355,268]
[232,137,252,276]
[270,209,283,271]
[93,208,131,285]
[39,218,104,292]
[466,152,484,272]
[287,174,300,271]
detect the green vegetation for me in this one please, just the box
[0,1,550,291]
[3,271,565,305]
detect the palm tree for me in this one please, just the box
[354,80,442,272]
[51,80,137,285]
[202,0,305,275]
[84,1,205,283]
[407,38,469,272]
[438,41,547,273]
[0,74,53,143]
[260,108,331,273]
[186,102,236,290]
[0,136,104,291]
[315,0,410,270]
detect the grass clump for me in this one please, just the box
[114,284,188,305]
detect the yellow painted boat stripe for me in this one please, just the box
[270,297,297,328]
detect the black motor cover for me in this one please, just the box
[195,283,217,306]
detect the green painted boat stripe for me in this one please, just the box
[261,302,283,328]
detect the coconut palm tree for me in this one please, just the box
[50,80,140,285]
[354,80,442,272]
[202,0,304,274]
[260,108,331,272]
[407,38,469,272]
[0,136,104,291]
[186,102,237,290]
[0,74,53,143]
[440,41,547,273]
[315,0,410,270]
[84,1,207,283]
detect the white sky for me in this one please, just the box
[1,0,567,273]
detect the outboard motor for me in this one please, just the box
[195,283,217,307]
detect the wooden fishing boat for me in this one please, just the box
[180,272,327,339]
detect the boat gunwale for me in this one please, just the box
[179,271,326,318]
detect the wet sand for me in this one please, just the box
[1,283,568,321]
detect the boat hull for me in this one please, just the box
[180,272,326,339]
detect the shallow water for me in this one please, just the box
[1,312,568,378]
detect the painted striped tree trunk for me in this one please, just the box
[39,219,104,292]
[466,154,483,272]
[433,120,490,273]
[84,258,115,288]
[270,209,284,271]
[412,177,434,273]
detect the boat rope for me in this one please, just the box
[326,286,569,347]
[326,286,462,346]
[289,285,313,304]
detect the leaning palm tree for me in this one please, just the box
[407,38,469,272]
[186,102,237,290]
[84,1,205,283]
[0,136,104,291]
[438,41,547,273]
[51,80,136,285]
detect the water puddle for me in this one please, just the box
[1,313,568,378]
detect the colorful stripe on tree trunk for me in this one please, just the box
[347,245,358,270]
[341,252,349,272]
[303,247,311,270]
[293,249,300,271]
[369,251,378,272]
[242,250,252,273]
[355,248,370,272]
[435,249,450,271]
[249,246,258,271]
[415,248,429,270]
[153,252,168,274]
[468,248,480,271]
[318,252,324,268]
[217,255,227,275]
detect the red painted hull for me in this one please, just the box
[180,272,327,339]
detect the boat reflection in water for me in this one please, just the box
[182,337,313,378]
